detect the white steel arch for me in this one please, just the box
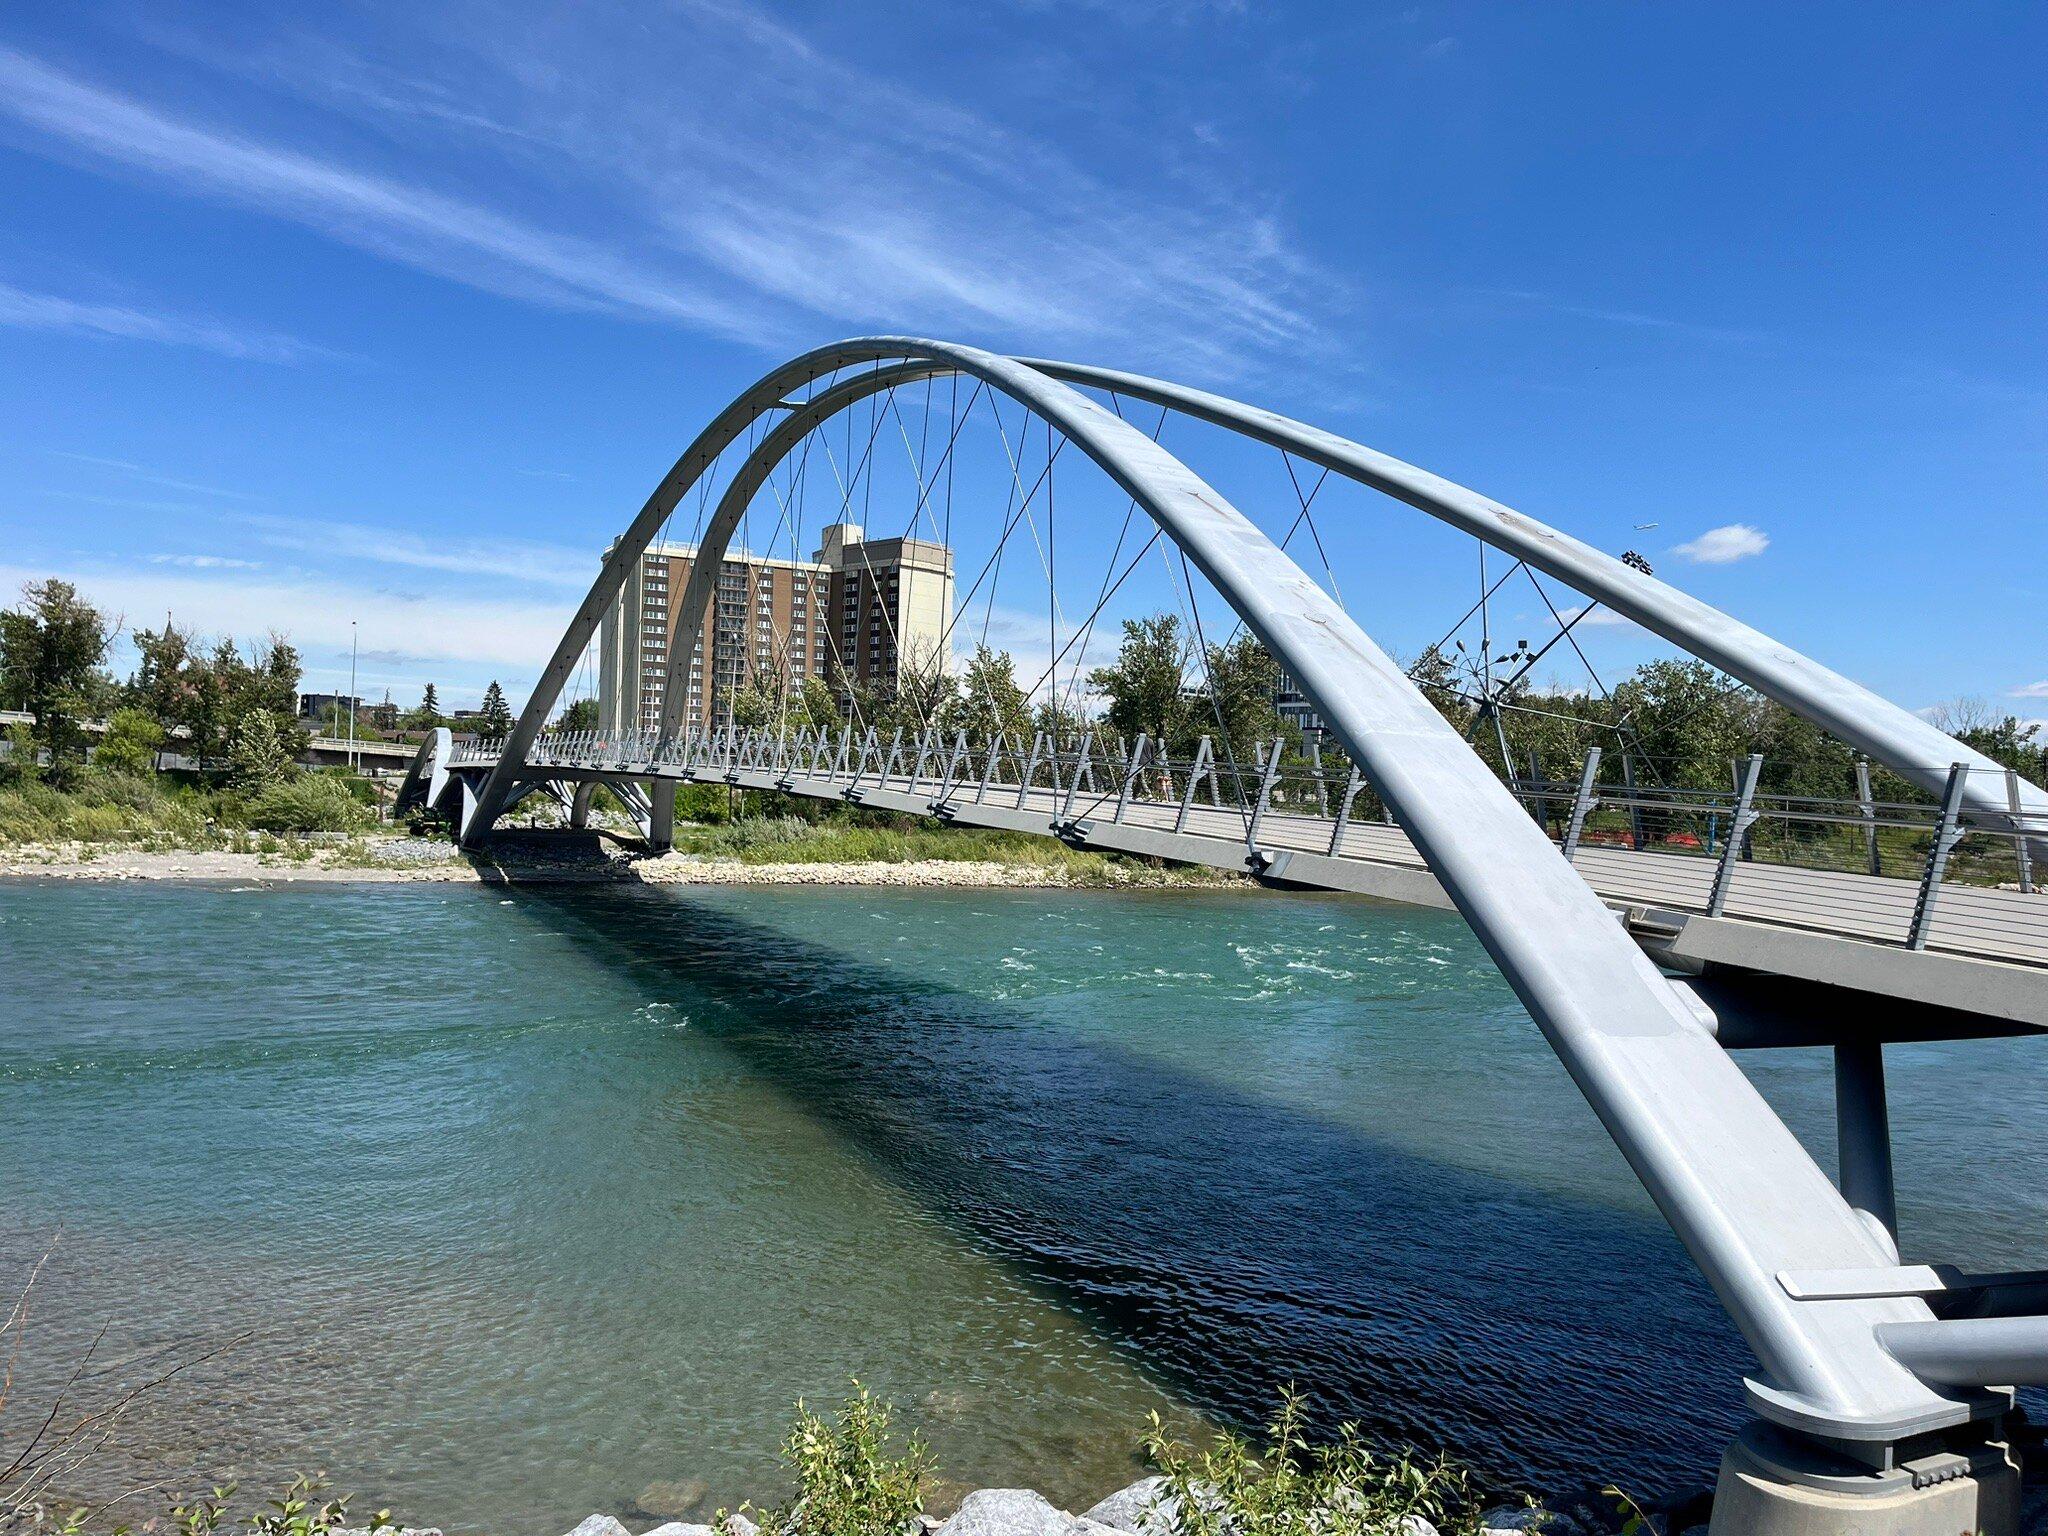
[468,338,2021,1464]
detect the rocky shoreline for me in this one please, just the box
[375,1475,1721,1536]
[0,839,1229,889]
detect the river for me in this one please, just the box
[2,879,2041,1532]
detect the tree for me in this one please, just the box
[405,683,443,731]
[0,579,113,779]
[97,707,165,775]
[941,645,1033,745]
[1089,616,1193,747]
[1200,631,1294,766]
[557,698,599,731]
[1608,659,1752,792]
[130,620,200,736]
[227,708,294,787]
[478,681,514,737]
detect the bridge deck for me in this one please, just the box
[495,751,2048,1026]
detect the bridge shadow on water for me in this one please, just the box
[509,879,1750,1498]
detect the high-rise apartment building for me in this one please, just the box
[596,522,954,732]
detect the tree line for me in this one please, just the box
[711,606,2044,812]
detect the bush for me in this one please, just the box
[96,708,164,775]
[0,722,38,785]
[747,1384,931,1536]
[1145,1388,1483,1536]
[693,815,814,854]
[0,771,211,846]
[246,774,371,834]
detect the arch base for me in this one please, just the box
[1708,1420,2020,1536]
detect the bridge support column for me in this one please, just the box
[646,779,675,850]
[570,781,599,830]
[1708,1422,2020,1536]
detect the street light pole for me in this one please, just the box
[348,621,359,772]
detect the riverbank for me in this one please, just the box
[0,833,1239,888]
[412,1473,1718,1536]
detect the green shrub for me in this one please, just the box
[0,723,39,786]
[246,774,371,834]
[0,771,212,846]
[95,709,164,775]
[1145,1388,1482,1536]
[747,1384,932,1536]
[693,815,814,854]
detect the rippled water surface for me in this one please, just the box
[3,879,2042,1531]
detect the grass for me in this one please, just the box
[666,811,1234,884]
[0,768,387,855]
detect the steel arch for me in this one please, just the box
[472,337,2011,1458]
[1020,357,2048,844]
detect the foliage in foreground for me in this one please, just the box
[1145,1388,1485,1536]
[2,1241,395,1536]
[743,1384,932,1536]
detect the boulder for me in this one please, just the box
[633,1480,712,1521]
[563,1518,633,1536]
[640,1525,715,1536]
[1080,1478,1173,1535]
[720,1515,760,1536]
[935,1489,1075,1536]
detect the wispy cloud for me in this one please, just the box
[48,451,260,500]
[1474,288,1765,347]
[1673,523,1769,564]
[244,513,594,588]
[0,278,316,361]
[2012,680,2048,699]
[0,44,771,342]
[147,552,262,569]
[0,10,1342,376]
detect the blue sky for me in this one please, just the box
[0,1,2040,716]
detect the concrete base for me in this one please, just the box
[1709,1422,2020,1535]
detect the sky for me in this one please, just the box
[0,1,2040,717]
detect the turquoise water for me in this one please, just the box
[2,879,2042,1531]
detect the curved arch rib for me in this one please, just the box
[1021,357,2047,844]
[513,336,1978,1451]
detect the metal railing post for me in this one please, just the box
[1176,737,1212,834]
[1907,763,1970,950]
[1307,736,1329,817]
[910,729,934,790]
[1116,732,1149,823]
[882,726,905,787]
[1562,746,1603,861]
[938,731,967,802]
[1246,738,1284,856]
[1620,750,1646,850]
[1015,732,1046,809]
[976,731,1004,803]
[1329,767,1362,855]
[1707,753,1764,917]
[1855,757,1881,877]
[1062,731,1094,819]
[2010,768,2034,895]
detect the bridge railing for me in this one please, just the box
[489,725,2043,950]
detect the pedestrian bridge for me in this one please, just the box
[401,338,2048,1531]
